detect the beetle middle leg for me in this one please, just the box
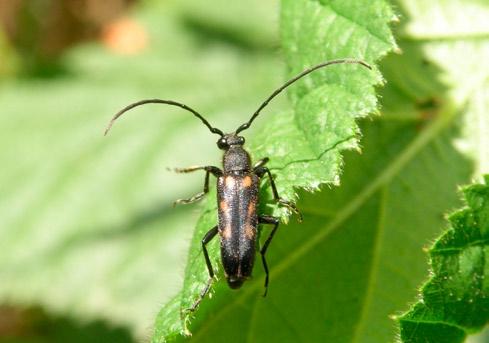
[187,225,218,312]
[172,166,222,206]
[254,163,302,221]
[258,215,280,297]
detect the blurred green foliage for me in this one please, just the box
[0,0,284,340]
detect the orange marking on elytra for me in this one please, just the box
[221,225,232,239]
[247,202,255,216]
[242,176,252,188]
[225,176,235,187]
[220,200,228,212]
[244,223,255,239]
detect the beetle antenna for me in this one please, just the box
[235,59,372,134]
[104,99,224,137]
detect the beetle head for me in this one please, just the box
[217,133,245,150]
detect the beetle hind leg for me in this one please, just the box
[184,225,218,313]
[258,215,280,297]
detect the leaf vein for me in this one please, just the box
[431,238,489,254]
[400,318,467,333]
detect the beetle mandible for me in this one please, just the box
[105,59,371,310]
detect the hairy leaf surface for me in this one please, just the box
[399,176,489,342]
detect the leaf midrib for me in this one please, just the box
[350,186,388,343]
[191,105,457,341]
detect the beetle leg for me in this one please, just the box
[188,225,218,312]
[258,215,279,297]
[172,166,222,206]
[253,157,269,169]
[255,166,303,222]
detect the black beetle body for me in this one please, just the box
[217,165,259,289]
[170,133,294,301]
[217,138,258,289]
[105,59,371,311]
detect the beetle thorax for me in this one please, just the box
[223,146,251,172]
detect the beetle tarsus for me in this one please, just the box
[187,276,214,313]
[278,199,303,222]
[174,192,206,206]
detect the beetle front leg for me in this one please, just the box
[172,166,222,206]
[258,215,280,297]
[255,165,302,221]
[187,225,218,313]
[253,157,269,169]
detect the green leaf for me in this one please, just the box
[399,175,489,342]
[154,74,475,342]
[262,0,395,201]
[154,0,397,340]
[390,1,489,341]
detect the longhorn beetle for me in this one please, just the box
[105,59,371,310]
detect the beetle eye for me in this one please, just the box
[217,138,228,149]
[238,136,245,145]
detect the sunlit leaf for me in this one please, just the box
[399,176,489,342]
